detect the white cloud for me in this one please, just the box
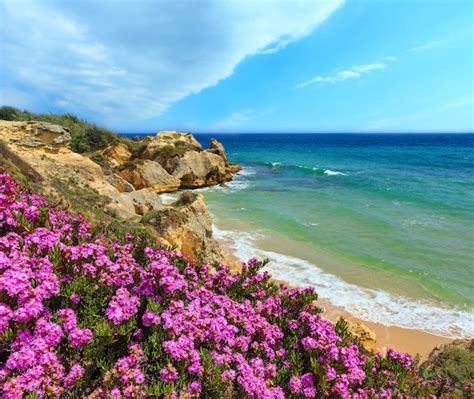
[296,58,394,88]
[212,109,256,129]
[212,107,275,129]
[0,0,344,122]
[407,38,451,53]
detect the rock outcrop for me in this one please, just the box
[119,160,180,192]
[0,121,239,263]
[132,131,240,188]
[167,151,227,188]
[104,143,131,167]
[98,131,240,191]
[0,121,163,222]
[105,174,135,193]
[140,130,203,164]
[106,188,164,218]
[0,120,71,151]
[339,318,377,353]
[207,138,228,163]
[141,192,225,264]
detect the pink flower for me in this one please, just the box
[106,288,139,325]
[64,364,85,388]
[188,380,202,394]
[142,309,160,327]
[160,366,178,382]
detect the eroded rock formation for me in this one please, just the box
[118,160,181,192]
[0,122,239,263]
[141,192,225,264]
[340,318,377,354]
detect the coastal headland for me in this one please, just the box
[0,118,456,357]
[0,114,472,396]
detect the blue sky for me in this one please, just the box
[1,0,473,133]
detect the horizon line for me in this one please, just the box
[119,131,474,135]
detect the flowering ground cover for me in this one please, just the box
[0,172,454,398]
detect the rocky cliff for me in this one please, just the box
[0,120,239,263]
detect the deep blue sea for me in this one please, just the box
[125,133,474,338]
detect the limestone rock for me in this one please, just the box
[141,131,203,162]
[207,138,228,164]
[0,120,71,149]
[340,318,377,353]
[168,151,227,188]
[104,143,131,167]
[0,120,148,220]
[226,163,242,174]
[141,192,224,264]
[119,160,181,192]
[106,188,163,218]
[106,174,134,193]
[154,130,203,150]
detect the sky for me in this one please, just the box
[0,0,473,133]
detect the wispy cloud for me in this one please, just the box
[212,107,274,129]
[0,0,344,122]
[296,57,396,88]
[407,38,451,53]
[213,109,255,129]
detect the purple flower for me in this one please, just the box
[160,366,178,382]
[64,364,85,388]
[142,309,160,327]
[106,288,140,325]
[188,380,202,394]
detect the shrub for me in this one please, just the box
[0,106,21,121]
[0,172,456,398]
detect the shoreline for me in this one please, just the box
[217,223,453,360]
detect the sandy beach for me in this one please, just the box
[317,298,452,360]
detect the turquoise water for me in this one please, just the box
[191,133,474,338]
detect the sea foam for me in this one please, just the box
[324,169,348,176]
[213,225,474,339]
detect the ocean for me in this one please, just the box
[127,133,474,338]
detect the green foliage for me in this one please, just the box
[0,106,21,120]
[89,151,106,166]
[423,340,474,397]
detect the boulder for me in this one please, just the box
[168,151,227,188]
[104,143,131,167]
[226,163,242,174]
[207,138,228,164]
[121,189,163,216]
[106,174,134,193]
[141,192,224,264]
[339,318,377,353]
[105,188,163,220]
[119,160,181,192]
